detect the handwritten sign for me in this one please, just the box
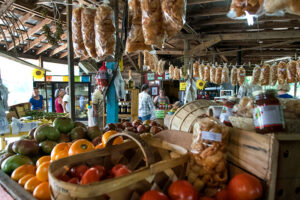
[180,82,187,91]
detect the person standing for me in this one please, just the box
[92,85,104,128]
[55,89,65,113]
[153,89,170,108]
[63,86,70,113]
[277,84,294,98]
[138,84,155,121]
[29,87,44,111]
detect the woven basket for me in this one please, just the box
[48,132,188,200]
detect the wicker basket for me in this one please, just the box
[48,132,188,200]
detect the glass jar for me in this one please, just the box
[220,97,237,127]
[127,103,131,114]
[121,102,126,114]
[253,90,285,134]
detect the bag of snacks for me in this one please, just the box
[95,4,116,59]
[174,66,180,80]
[277,61,287,85]
[204,65,211,82]
[231,66,237,86]
[126,0,152,53]
[169,64,175,79]
[287,60,297,83]
[188,115,229,197]
[193,62,199,78]
[297,60,300,82]
[228,0,264,19]
[264,0,300,15]
[141,0,164,47]
[221,65,229,84]
[180,67,188,79]
[210,66,216,84]
[72,7,88,58]
[199,63,205,80]
[82,8,97,58]
[251,65,261,85]
[215,66,222,85]
[260,64,270,86]
[270,63,278,86]
[237,66,246,86]
[157,60,166,75]
[161,0,186,38]
[144,51,151,66]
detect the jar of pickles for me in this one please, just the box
[253,90,285,134]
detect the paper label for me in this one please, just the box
[253,105,285,129]
[201,131,222,142]
[220,106,233,123]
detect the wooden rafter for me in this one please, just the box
[59,51,68,58]
[187,0,224,5]
[36,32,66,55]
[190,35,222,55]
[49,43,67,56]
[156,50,184,55]
[190,7,228,17]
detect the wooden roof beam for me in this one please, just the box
[190,7,228,17]
[49,43,67,56]
[59,51,68,58]
[190,35,222,55]
[36,32,66,55]
[187,0,224,5]
[156,50,184,55]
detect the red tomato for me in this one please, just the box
[93,165,106,179]
[70,164,89,179]
[57,174,71,182]
[140,190,170,200]
[199,197,215,200]
[216,190,229,200]
[68,177,80,184]
[227,173,263,200]
[168,180,198,200]
[111,164,131,178]
[80,167,100,185]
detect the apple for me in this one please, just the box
[125,127,136,133]
[144,124,150,132]
[110,164,131,177]
[93,165,106,180]
[70,164,89,179]
[150,121,158,127]
[115,122,125,130]
[150,126,162,134]
[123,121,132,128]
[137,125,146,133]
[92,136,102,146]
[132,120,142,128]
[143,120,151,125]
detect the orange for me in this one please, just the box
[95,143,104,149]
[36,161,50,182]
[50,142,71,161]
[11,164,36,181]
[18,174,34,186]
[68,139,94,156]
[36,156,51,167]
[33,182,50,200]
[102,130,123,147]
[24,176,42,193]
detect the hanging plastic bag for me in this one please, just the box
[180,67,188,80]
[141,0,164,47]
[210,65,216,84]
[72,7,88,58]
[95,4,116,59]
[278,61,287,85]
[82,8,97,58]
[231,66,238,86]
[204,64,210,82]
[270,63,278,86]
[95,62,108,87]
[221,64,229,84]
[287,60,297,83]
[169,64,175,79]
[251,65,261,85]
[264,0,300,16]
[157,60,166,76]
[126,0,152,53]
[184,79,197,104]
[174,66,180,80]
[296,60,300,82]
[161,0,186,38]
[237,66,245,86]
[114,68,126,99]
[199,63,205,80]
[227,0,264,19]
[188,115,229,197]
[215,66,222,85]
[260,64,270,86]
[193,62,199,78]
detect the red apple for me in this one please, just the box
[110,164,131,177]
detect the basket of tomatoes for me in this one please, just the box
[48,132,189,200]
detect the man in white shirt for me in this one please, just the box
[92,85,104,128]
[138,84,155,121]
[63,86,70,113]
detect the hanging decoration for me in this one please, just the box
[32,69,45,80]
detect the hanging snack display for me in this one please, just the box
[180,67,188,79]
[204,64,210,82]
[193,62,199,78]
[210,66,216,84]
[251,65,261,85]
[231,66,237,86]
[277,61,287,85]
[126,0,152,53]
[174,67,180,80]
[157,60,166,76]
[141,0,164,48]
[270,63,278,86]
[260,64,270,86]
[215,66,222,85]
[169,64,175,79]
[237,66,245,86]
[199,63,205,80]
[228,0,263,18]
[81,8,97,58]
[287,60,297,83]
[188,116,229,197]
[221,65,229,84]
[161,0,186,38]
[144,51,151,66]
[297,60,300,82]
[95,4,116,58]
[72,7,88,58]
[264,0,300,15]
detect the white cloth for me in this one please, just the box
[63,94,70,113]
[138,91,155,118]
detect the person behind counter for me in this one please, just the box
[138,84,155,122]
[63,86,70,113]
[153,89,170,108]
[277,84,293,98]
[92,85,104,128]
[54,89,65,113]
[29,87,44,111]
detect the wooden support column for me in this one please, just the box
[67,0,75,120]
[184,38,191,78]
[39,56,48,112]
[295,53,298,98]
[237,46,242,65]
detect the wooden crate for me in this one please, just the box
[228,128,300,200]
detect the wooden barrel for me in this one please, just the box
[169,100,218,132]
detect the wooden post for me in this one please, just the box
[39,56,48,112]
[295,53,298,98]
[184,38,190,78]
[67,0,75,120]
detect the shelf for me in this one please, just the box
[104,114,131,118]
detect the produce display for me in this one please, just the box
[25,110,66,120]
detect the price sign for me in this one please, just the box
[165,72,170,80]
[147,73,155,81]
[180,82,187,91]
[157,76,163,80]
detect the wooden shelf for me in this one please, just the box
[104,114,131,118]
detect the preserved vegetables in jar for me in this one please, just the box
[220,97,237,127]
[253,90,285,134]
